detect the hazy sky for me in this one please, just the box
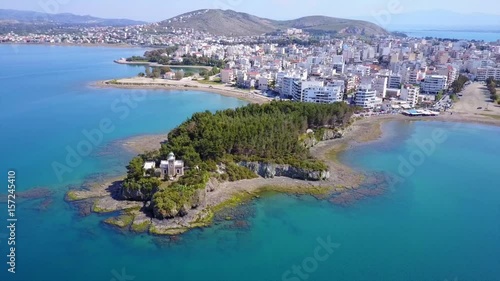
[1,0,500,22]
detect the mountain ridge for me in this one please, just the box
[0,9,147,26]
[158,9,389,36]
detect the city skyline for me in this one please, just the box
[1,0,500,22]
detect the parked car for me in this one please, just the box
[477,107,483,109]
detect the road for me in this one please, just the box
[452,82,500,116]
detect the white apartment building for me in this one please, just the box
[373,76,388,99]
[327,80,346,94]
[400,85,420,108]
[258,77,272,91]
[350,65,371,77]
[476,67,500,81]
[421,75,448,94]
[408,70,423,85]
[278,70,308,98]
[437,65,458,86]
[332,55,345,74]
[281,76,303,98]
[292,81,343,104]
[220,69,235,84]
[355,85,379,109]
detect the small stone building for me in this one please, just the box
[160,152,185,179]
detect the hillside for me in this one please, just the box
[158,9,388,36]
[0,9,146,26]
[277,16,388,36]
[158,9,276,36]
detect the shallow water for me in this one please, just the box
[1,45,500,281]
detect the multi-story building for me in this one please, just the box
[408,69,422,85]
[258,77,272,91]
[476,67,500,81]
[332,55,345,74]
[373,76,388,99]
[355,84,379,109]
[220,69,235,83]
[420,75,448,94]
[327,80,346,94]
[388,74,402,89]
[281,76,303,98]
[293,81,343,104]
[437,65,458,86]
[400,85,420,108]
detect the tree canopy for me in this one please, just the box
[123,101,355,219]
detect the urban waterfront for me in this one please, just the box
[1,45,500,281]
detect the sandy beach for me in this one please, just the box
[70,78,500,234]
[93,77,273,104]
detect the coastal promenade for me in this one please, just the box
[95,77,273,104]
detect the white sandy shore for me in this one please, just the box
[68,79,500,234]
[93,77,273,104]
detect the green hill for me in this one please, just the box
[158,9,388,36]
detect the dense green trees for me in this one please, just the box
[172,55,225,68]
[160,101,353,169]
[225,162,259,181]
[450,75,470,94]
[126,46,225,68]
[126,156,144,181]
[126,55,147,62]
[486,77,499,102]
[122,156,162,200]
[199,67,221,79]
[138,46,179,65]
[436,91,443,101]
[125,101,354,219]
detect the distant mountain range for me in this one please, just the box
[0,9,146,27]
[0,8,390,37]
[158,9,389,36]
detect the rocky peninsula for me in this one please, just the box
[66,102,380,235]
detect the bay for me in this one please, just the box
[1,45,500,281]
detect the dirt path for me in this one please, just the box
[451,82,500,121]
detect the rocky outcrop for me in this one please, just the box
[321,129,344,141]
[121,186,152,201]
[206,178,221,192]
[151,187,208,220]
[238,162,330,181]
[303,129,344,149]
[191,188,206,208]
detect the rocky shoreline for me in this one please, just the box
[65,116,387,235]
[68,78,500,235]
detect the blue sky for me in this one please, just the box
[1,0,499,22]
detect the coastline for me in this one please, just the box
[65,115,389,235]
[0,42,151,49]
[113,59,213,70]
[92,77,273,104]
[70,79,500,235]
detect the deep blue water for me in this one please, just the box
[1,45,500,281]
[398,30,500,42]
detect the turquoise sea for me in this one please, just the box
[1,45,500,281]
[398,30,500,42]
